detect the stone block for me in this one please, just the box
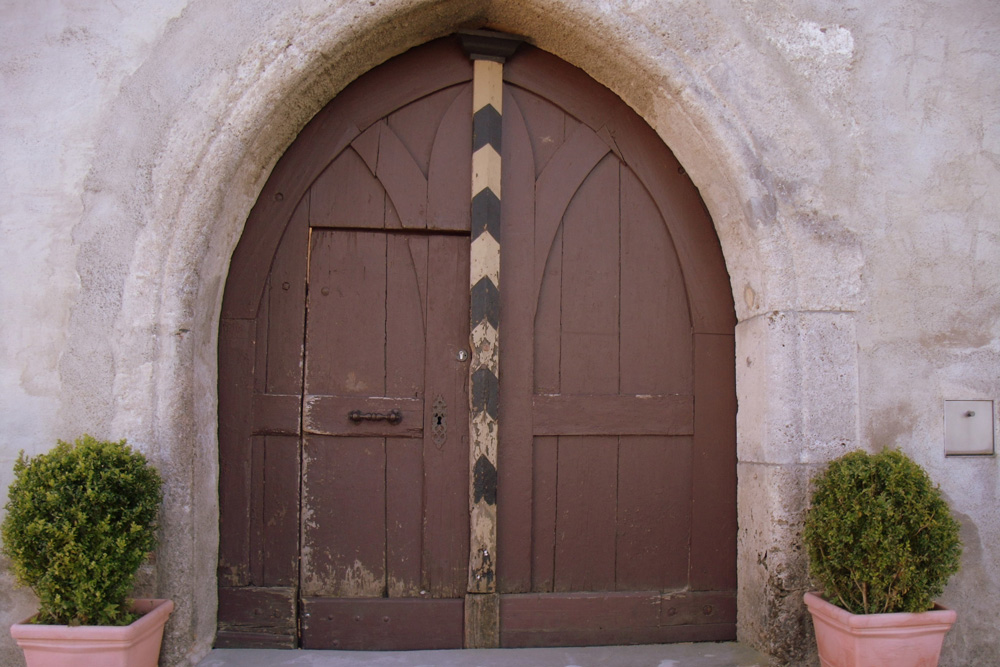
[737,461,818,665]
[736,310,860,466]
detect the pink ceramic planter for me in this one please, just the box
[804,592,956,667]
[10,598,174,667]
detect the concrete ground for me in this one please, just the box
[197,643,770,667]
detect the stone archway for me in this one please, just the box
[66,1,862,663]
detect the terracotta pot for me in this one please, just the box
[9,598,174,667]
[804,592,956,667]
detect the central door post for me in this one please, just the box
[459,29,523,649]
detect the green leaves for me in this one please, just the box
[803,449,962,615]
[1,435,163,626]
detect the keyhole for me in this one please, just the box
[431,395,447,448]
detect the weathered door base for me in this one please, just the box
[464,593,500,649]
[499,591,737,647]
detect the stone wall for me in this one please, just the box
[1,1,997,664]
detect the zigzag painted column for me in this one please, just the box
[468,56,503,598]
[459,29,521,648]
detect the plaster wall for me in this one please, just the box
[1,1,997,665]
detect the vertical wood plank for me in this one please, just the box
[423,235,471,597]
[254,288,270,395]
[559,155,620,394]
[530,125,611,310]
[467,56,503,598]
[551,154,620,592]
[248,435,265,583]
[386,437,422,597]
[427,85,473,231]
[462,38,521,648]
[247,294,270,584]
[614,163,695,592]
[616,435,692,591]
[689,333,737,591]
[496,87,536,594]
[305,231,387,396]
[375,123,429,229]
[260,198,307,587]
[553,436,618,592]
[530,435,558,592]
[386,235,426,397]
[218,318,255,586]
[615,435,666,591]
[619,166,691,395]
[265,200,308,392]
[262,435,301,586]
[385,234,426,596]
[302,230,389,598]
[532,224,562,394]
[301,434,387,597]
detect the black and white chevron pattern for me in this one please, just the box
[468,56,502,595]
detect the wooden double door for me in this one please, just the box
[218,37,736,650]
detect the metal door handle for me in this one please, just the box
[348,409,403,425]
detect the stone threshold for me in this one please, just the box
[197,642,770,666]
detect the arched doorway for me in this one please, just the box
[216,34,735,650]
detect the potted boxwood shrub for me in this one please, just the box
[2,435,173,667]
[803,449,962,667]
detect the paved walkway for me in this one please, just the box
[197,643,769,667]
